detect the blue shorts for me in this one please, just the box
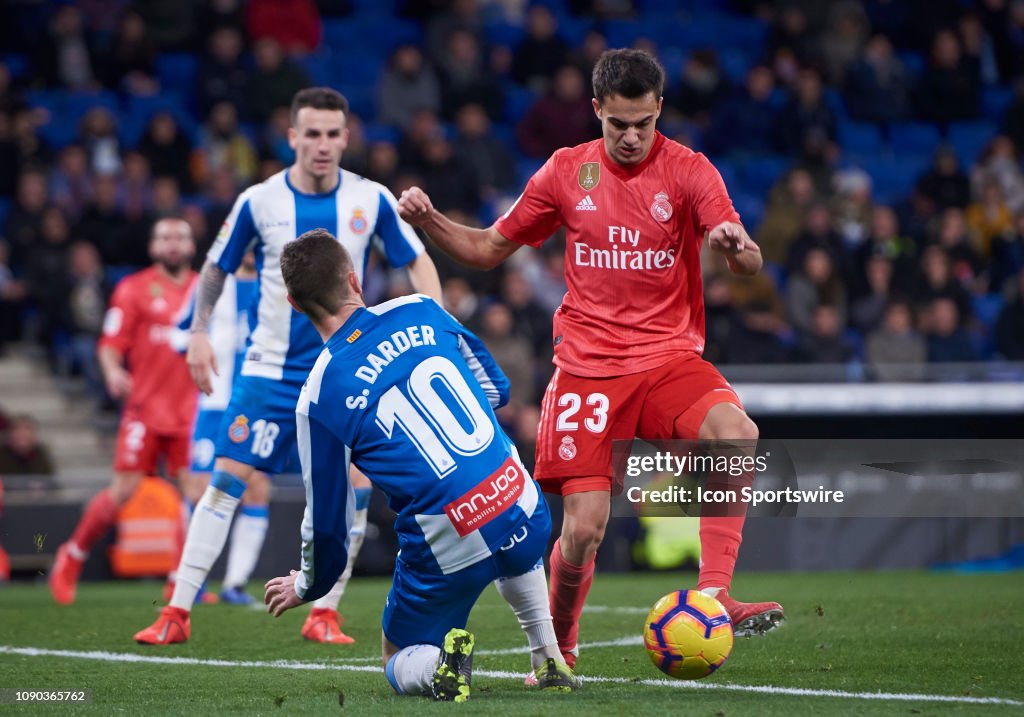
[190,409,224,472]
[214,374,303,474]
[382,498,551,649]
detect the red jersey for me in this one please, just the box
[495,132,740,378]
[99,266,198,436]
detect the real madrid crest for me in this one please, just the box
[578,162,600,191]
[350,208,368,234]
[558,435,577,461]
[650,192,673,223]
[228,415,251,443]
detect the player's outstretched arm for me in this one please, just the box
[398,186,519,270]
[186,260,228,395]
[406,253,443,303]
[706,221,763,276]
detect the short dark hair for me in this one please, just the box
[281,228,352,321]
[290,87,349,126]
[592,49,665,103]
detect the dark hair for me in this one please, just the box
[592,49,665,103]
[281,228,352,320]
[290,87,350,126]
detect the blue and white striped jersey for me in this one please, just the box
[294,295,541,601]
[176,275,257,411]
[206,168,425,384]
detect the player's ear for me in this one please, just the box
[287,126,297,151]
[286,294,305,314]
[347,271,362,298]
[592,97,602,119]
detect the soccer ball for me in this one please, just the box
[643,590,734,679]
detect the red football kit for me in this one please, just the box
[496,132,744,493]
[100,266,198,474]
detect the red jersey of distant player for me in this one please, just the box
[496,131,740,378]
[100,266,198,437]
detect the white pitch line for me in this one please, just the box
[325,635,644,664]
[1,645,1019,707]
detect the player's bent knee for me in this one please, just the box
[699,403,759,442]
[243,472,271,504]
[212,457,257,482]
[561,520,606,562]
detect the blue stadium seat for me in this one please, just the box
[299,53,332,86]
[156,54,198,97]
[731,192,765,231]
[896,50,926,80]
[554,14,593,47]
[712,157,739,190]
[333,84,374,121]
[1,53,28,79]
[516,157,545,187]
[981,87,1015,123]
[972,293,1004,329]
[739,155,790,197]
[332,52,383,86]
[838,120,883,155]
[484,21,525,49]
[363,123,399,144]
[855,155,928,205]
[889,122,941,156]
[503,85,538,124]
[948,120,997,165]
[489,122,516,147]
[0,197,10,228]
[121,94,196,147]
[719,47,756,84]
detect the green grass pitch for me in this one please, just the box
[0,571,1021,715]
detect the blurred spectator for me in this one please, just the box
[50,145,93,219]
[260,106,295,165]
[0,241,27,351]
[0,415,55,477]
[245,38,311,123]
[28,206,73,353]
[78,107,121,176]
[0,114,17,199]
[100,10,158,95]
[0,61,26,117]
[77,174,126,265]
[198,27,249,116]
[569,0,636,20]
[768,4,820,69]
[115,152,157,266]
[821,1,870,85]
[970,135,1024,214]
[4,169,49,269]
[965,179,1014,255]
[707,65,779,156]
[517,65,597,158]
[844,33,910,124]
[519,242,568,314]
[479,302,535,406]
[133,0,197,51]
[850,253,895,333]
[1005,79,1024,153]
[994,267,1024,359]
[418,135,479,215]
[990,210,1024,292]
[856,205,918,295]
[866,301,927,381]
[61,242,108,404]
[757,168,819,265]
[500,268,553,360]
[722,300,792,364]
[915,29,981,124]
[569,30,609,96]
[794,304,856,363]
[196,0,248,42]
[365,141,401,190]
[830,168,873,250]
[671,49,727,127]
[201,169,240,258]
[957,11,1000,86]
[785,246,847,334]
[912,245,972,323]
[339,114,369,176]
[139,112,196,194]
[454,104,517,201]
[511,5,568,91]
[9,110,53,176]
[916,146,971,210]
[442,276,480,327]
[196,102,258,187]
[31,5,99,90]
[511,404,541,473]
[425,0,483,69]
[377,45,442,130]
[777,67,838,155]
[247,0,321,55]
[436,30,504,122]
[786,202,844,275]
[935,207,985,288]
[151,177,182,219]
[398,109,444,173]
[924,296,978,362]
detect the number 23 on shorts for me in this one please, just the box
[556,392,609,433]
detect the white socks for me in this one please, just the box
[169,472,244,610]
[385,644,442,695]
[700,586,724,599]
[494,562,562,670]
[312,506,367,609]
[223,504,269,590]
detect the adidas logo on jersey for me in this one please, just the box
[575,195,597,211]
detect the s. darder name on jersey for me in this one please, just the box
[574,226,676,270]
[354,325,436,384]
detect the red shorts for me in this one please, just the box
[113,412,190,477]
[534,352,742,496]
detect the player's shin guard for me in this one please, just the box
[223,504,269,589]
[548,538,595,665]
[495,561,562,671]
[169,472,245,610]
[68,488,119,555]
[697,516,743,591]
[312,487,370,609]
[385,644,442,696]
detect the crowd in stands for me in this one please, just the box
[1,0,1024,433]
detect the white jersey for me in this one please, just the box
[206,168,426,384]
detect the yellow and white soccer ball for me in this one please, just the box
[643,590,734,679]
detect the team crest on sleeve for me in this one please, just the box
[349,209,368,234]
[228,415,250,443]
[578,162,600,191]
[559,436,577,461]
[650,192,673,222]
